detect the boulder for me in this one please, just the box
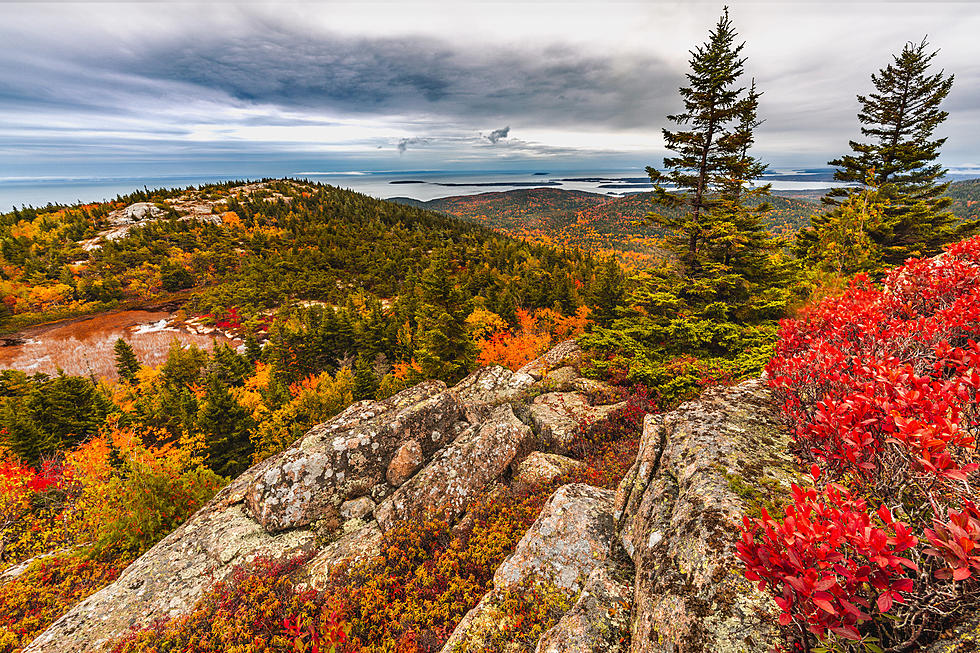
[529,391,627,453]
[513,452,585,486]
[534,566,632,653]
[386,439,423,486]
[245,381,462,533]
[375,405,536,532]
[440,483,618,653]
[540,365,580,390]
[452,364,535,409]
[121,202,165,222]
[340,496,375,521]
[494,483,616,592]
[615,378,797,653]
[518,339,583,380]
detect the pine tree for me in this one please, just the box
[646,7,753,274]
[113,338,141,383]
[825,38,970,263]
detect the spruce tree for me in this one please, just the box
[197,377,254,478]
[352,352,379,401]
[646,8,783,307]
[824,38,970,263]
[113,338,141,383]
[647,7,754,274]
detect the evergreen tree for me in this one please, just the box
[646,7,753,273]
[823,38,970,263]
[244,333,262,365]
[352,352,379,401]
[801,172,888,277]
[197,377,254,478]
[113,338,141,383]
[592,258,626,327]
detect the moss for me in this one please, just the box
[720,466,787,520]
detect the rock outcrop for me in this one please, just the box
[615,378,797,653]
[245,381,462,533]
[439,483,628,652]
[25,344,798,653]
[529,390,628,453]
[534,565,632,653]
[375,405,536,532]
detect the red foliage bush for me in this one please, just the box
[738,475,917,641]
[739,236,980,649]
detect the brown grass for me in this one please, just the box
[0,310,240,381]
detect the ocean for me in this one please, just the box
[0,168,854,210]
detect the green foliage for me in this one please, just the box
[0,371,115,464]
[197,377,255,477]
[113,338,141,383]
[799,173,887,277]
[582,264,787,407]
[586,9,792,406]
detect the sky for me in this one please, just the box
[2,1,980,180]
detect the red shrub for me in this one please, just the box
[738,475,917,641]
[742,236,980,648]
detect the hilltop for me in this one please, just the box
[391,189,818,266]
[391,179,980,267]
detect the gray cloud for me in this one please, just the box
[29,25,677,131]
[396,137,430,153]
[486,126,510,144]
[2,1,980,179]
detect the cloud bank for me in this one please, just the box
[1,1,979,177]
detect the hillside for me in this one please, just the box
[392,189,818,266]
[947,177,980,221]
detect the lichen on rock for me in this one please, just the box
[614,378,798,653]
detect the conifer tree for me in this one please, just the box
[647,7,756,274]
[113,338,141,383]
[352,352,379,401]
[197,377,254,478]
[646,8,783,304]
[823,38,970,263]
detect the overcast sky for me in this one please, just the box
[2,1,980,178]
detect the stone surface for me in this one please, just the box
[452,364,535,408]
[245,381,461,533]
[517,339,584,380]
[529,391,627,453]
[534,566,632,653]
[386,439,423,486]
[121,202,165,222]
[375,405,536,532]
[540,365,581,390]
[494,483,616,592]
[340,496,376,521]
[513,451,585,486]
[927,613,980,653]
[615,378,797,653]
[440,483,619,653]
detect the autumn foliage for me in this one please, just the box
[0,423,223,650]
[473,306,591,371]
[738,236,980,649]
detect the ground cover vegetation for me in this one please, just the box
[1,6,978,652]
